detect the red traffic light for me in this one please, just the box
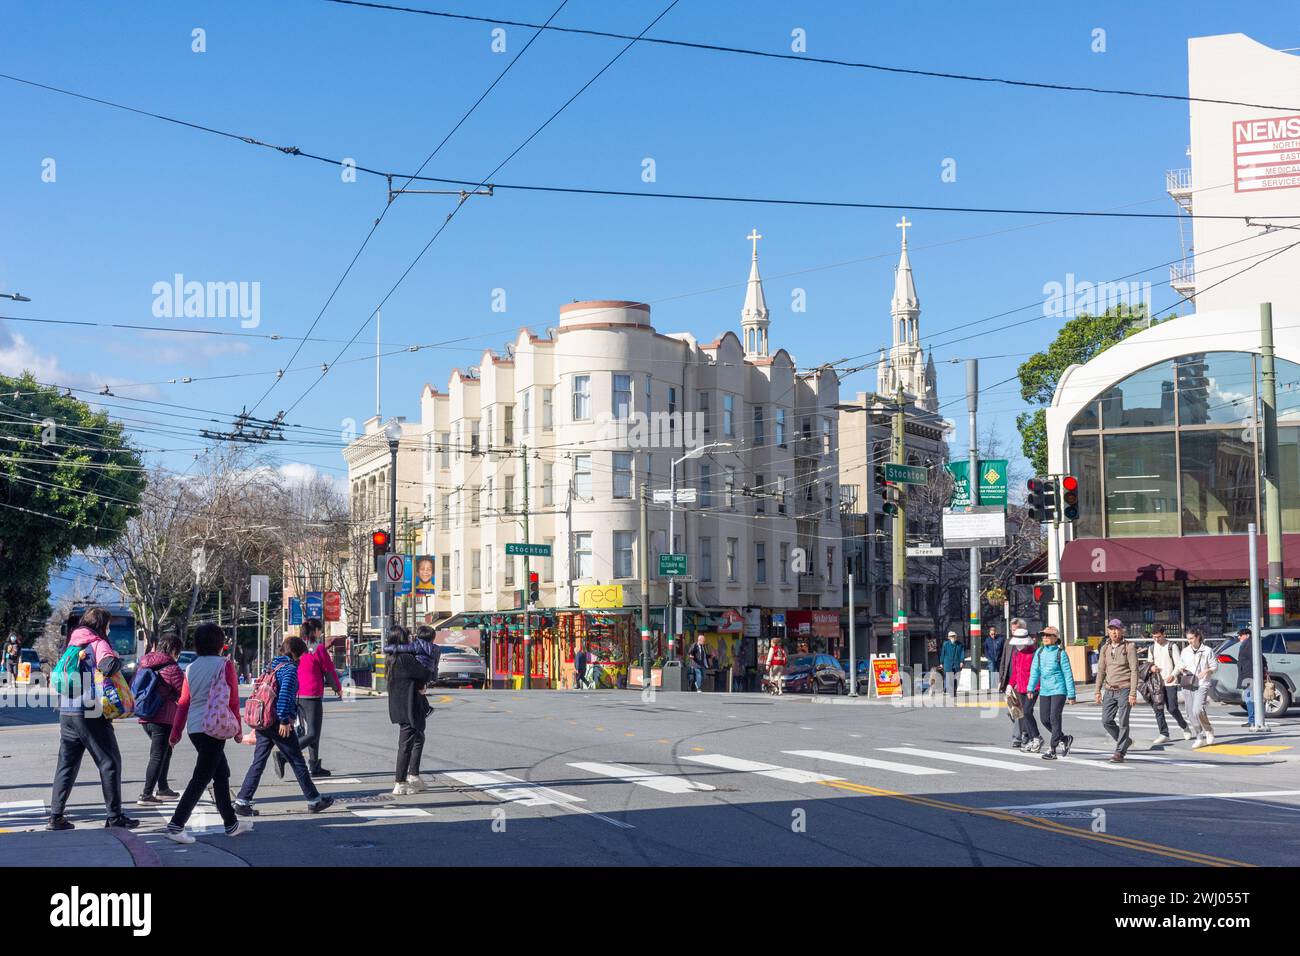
[529,572,539,585]
[1061,475,1079,493]
[371,530,390,551]
[1033,585,1043,601]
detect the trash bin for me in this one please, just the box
[660,659,689,692]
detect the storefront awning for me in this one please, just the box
[1060,535,1300,583]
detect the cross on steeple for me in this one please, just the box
[896,216,911,245]
[746,228,762,258]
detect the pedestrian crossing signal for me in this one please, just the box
[1026,478,1057,523]
[1033,582,1056,603]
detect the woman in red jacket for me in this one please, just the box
[135,634,185,806]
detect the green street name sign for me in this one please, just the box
[506,543,552,557]
[884,462,927,485]
[658,553,688,576]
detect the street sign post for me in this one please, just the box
[658,553,688,577]
[249,575,269,603]
[506,542,552,557]
[942,506,1007,549]
[906,545,944,558]
[884,462,927,485]
[653,488,698,505]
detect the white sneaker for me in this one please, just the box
[1205,732,1216,745]
[405,775,429,793]
[165,828,195,845]
[1151,734,1170,745]
[1182,729,1194,741]
[392,782,411,796]
[1192,736,1207,749]
[226,821,253,838]
[1026,737,1043,753]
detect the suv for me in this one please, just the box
[1208,629,1300,716]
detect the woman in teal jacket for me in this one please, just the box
[1027,626,1076,760]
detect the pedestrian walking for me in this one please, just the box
[387,625,433,795]
[940,631,965,696]
[1004,624,1042,752]
[983,625,1004,687]
[232,637,334,816]
[4,636,18,685]
[1027,626,1075,760]
[233,640,249,684]
[573,640,589,690]
[292,618,343,779]
[765,639,787,694]
[1094,619,1139,762]
[47,607,138,831]
[163,623,252,843]
[1176,627,1219,749]
[1148,625,1191,744]
[133,634,185,806]
[997,619,1033,747]
[689,635,710,693]
[1233,627,1270,728]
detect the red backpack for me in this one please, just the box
[243,666,281,731]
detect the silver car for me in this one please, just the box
[435,646,487,689]
[1208,629,1300,716]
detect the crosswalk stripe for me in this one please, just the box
[878,747,1047,772]
[682,754,843,783]
[349,807,431,818]
[964,745,1127,770]
[0,799,46,829]
[314,777,363,784]
[1068,747,1211,768]
[784,750,953,776]
[568,762,716,793]
[444,770,586,807]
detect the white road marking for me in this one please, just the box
[349,807,431,818]
[1067,747,1210,768]
[569,761,716,793]
[878,747,1047,772]
[0,799,46,829]
[964,745,1127,770]
[445,770,586,807]
[682,754,843,784]
[784,750,953,776]
[314,777,363,784]
[994,790,1300,811]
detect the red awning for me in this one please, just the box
[1060,535,1300,583]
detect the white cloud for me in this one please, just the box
[0,321,156,396]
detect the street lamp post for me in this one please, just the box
[384,422,402,643]
[668,442,731,660]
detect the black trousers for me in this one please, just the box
[170,733,237,829]
[1038,694,1068,751]
[141,721,174,794]
[396,723,425,781]
[296,697,325,769]
[1018,693,1041,742]
[237,726,320,803]
[51,713,123,819]
[1153,684,1190,735]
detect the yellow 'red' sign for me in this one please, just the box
[578,585,624,609]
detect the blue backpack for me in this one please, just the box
[130,662,172,720]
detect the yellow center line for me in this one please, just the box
[818,780,1251,868]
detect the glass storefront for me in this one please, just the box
[1103,432,1178,537]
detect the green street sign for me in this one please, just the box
[884,462,927,485]
[658,553,688,576]
[506,543,552,557]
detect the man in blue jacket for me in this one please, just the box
[983,626,1004,687]
[940,631,966,697]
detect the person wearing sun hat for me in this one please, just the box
[998,618,1041,751]
[1028,625,1075,759]
[1095,618,1138,762]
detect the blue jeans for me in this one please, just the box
[237,727,320,804]
[690,665,705,691]
[1243,685,1255,724]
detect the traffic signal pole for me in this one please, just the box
[966,359,982,689]
[891,385,910,685]
[1261,303,1285,627]
[639,479,652,687]
[522,446,532,690]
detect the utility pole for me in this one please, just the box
[967,359,982,691]
[522,446,532,690]
[891,384,910,684]
[1261,303,1285,627]
[1248,522,1267,731]
[848,571,858,697]
[639,479,652,685]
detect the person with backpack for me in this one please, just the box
[1026,626,1075,760]
[765,639,788,695]
[286,618,342,780]
[163,623,252,843]
[47,607,138,831]
[233,637,334,816]
[133,634,185,806]
[1095,619,1140,762]
[387,625,433,795]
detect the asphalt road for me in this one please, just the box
[2,684,1297,866]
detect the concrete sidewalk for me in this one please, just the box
[0,826,160,868]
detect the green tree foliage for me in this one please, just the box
[0,373,146,635]
[1015,304,1159,473]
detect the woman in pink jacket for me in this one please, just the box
[283,618,342,779]
[1008,632,1044,753]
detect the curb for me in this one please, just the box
[104,826,162,868]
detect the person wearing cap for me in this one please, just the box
[1095,619,1138,762]
[1027,626,1075,759]
[999,619,1042,751]
[940,631,965,697]
[1233,626,1270,729]
[1148,624,1191,744]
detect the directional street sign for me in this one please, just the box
[658,553,688,576]
[907,545,944,558]
[506,542,552,557]
[884,462,927,485]
[653,488,698,505]
[385,554,405,584]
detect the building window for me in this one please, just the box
[699,391,711,434]
[778,475,787,515]
[668,387,678,444]
[486,478,494,513]
[1104,431,1178,537]
[755,542,767,584]
[504,552,515,587]
[775,409,786,446]
[471,488,481,524]
[726,538,739,582]
[826,547,835,587]
[824,482,834,520]
[700,537,713,582]
[822,417,833,455]
[613,374,632,420]
[543,463,554,507]
[471,421,481,456]
[573,375,591,421]
[485,408,493,451]
[503,405,514,446]
[755,473,765,514]
[440,554,450,592]
[574,455,592,499]
[453,551,461,592]
[801,416,813,440]
[779,542,789,584]
[472,550,482,590]
[723,394,735,438]
[613,531,636,579]
[573,532,592,579]
[613,452,633,499]
[725,467,736,509]
[700,464,712,507]
[424,434,432,471]
[543,537,555,582]
[543,388,554,431]
[441,494,450,528]
[504,475,514,513]
[483,545,493,591]
[753,405,765,446]
[440,432,451,469]
[522,390,531,437]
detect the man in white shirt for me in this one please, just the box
[1148,625,1191,745]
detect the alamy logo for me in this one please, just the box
[49,886,151,936]
[1041,273,1150,319]
[151,273,261,327]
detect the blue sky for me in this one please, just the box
[0,0,1292,491]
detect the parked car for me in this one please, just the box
[177,650,198,673]
[838,658,871,694]
[1208,629,1300,716]
[780,654,847,695]
[434,646,487,689]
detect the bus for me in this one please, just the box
[64,604,141,679]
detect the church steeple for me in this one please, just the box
[877,216,937,412]
[740,228,770,358]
